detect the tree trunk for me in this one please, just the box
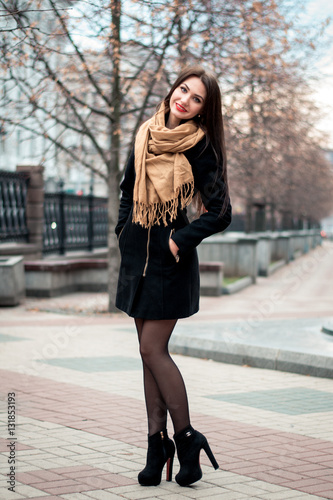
[108,0,122,312]
[270,204,276,231]
[245,201,253,233]
[107,172,121,312]
[254,203,266,232]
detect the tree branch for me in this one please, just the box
[48,0,112,108]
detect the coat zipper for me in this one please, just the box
[143,227,177,277]
[142,226,151,277]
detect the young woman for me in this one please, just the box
[115,66,232,487]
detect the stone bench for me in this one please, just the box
[24,259,108,297]
[25,258,224,297]
[199,262,224,297]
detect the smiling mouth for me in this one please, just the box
[175,103,187,112]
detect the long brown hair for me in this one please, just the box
[163,66,229,216]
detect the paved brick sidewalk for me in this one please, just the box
[1,295,333,500]
[1,242,333,499]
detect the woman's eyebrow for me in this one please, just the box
[183,82,204,100]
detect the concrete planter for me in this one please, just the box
[0,255,25,306]
[255,236,272,276]
[222,276,252,295]
[198,234,258,283]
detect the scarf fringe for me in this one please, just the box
[132,181,194,229]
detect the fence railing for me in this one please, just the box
[43,186,108,254]
[0,170,29,242]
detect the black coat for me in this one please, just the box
[115,138,232,320]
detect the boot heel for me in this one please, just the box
[166,455,174,481]
[174,425,219,486]
[203,440,219,470]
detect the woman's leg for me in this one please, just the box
[137,318,190,435]
[136,318,219,487]
[135,318,168,435]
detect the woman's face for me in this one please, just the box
[168,76,206,128]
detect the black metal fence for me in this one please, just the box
[0,170,29,242]
[43,185,108,254]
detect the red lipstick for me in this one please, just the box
[175,103,187,112]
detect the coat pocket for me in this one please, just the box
[163,228,180,263]
[118,219,129,252]
[118,226,125,242]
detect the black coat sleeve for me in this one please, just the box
[115,148,135,238]
[171,139,232,256]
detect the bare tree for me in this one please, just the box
[0,0,332,314]
[222,0,332,231]
[0,0,187,310]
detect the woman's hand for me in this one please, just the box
[169,238,180,261]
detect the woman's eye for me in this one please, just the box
[194,97,200,103]
[180,86,187,93]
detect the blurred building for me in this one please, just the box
[0,0,107,196]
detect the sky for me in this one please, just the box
[303,0,333,148]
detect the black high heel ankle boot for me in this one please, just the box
[174,425,219,486]
[138,429,175,486]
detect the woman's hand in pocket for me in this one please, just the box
[169,238,179,261]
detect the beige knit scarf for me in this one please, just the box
[132,102,205,229]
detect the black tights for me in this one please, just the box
[135,318,190,436]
